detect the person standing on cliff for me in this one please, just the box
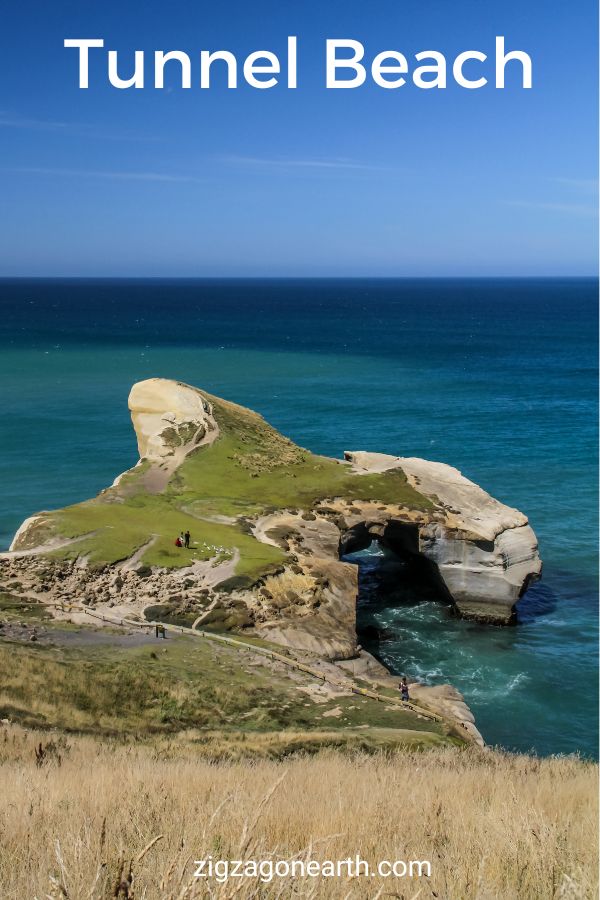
[184,530,191,548]
[400,677,410,702]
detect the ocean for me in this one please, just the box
[0,277,597,757]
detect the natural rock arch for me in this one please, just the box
[339,518,455,610]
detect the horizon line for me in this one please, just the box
[0,273,597,281]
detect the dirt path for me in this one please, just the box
[141,420,220,494]
[119,535,159,571]
[1,531,99,559]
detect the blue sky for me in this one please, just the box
[0,0,597,275]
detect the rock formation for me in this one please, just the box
[3,378,542,661]
[343,451,541,623]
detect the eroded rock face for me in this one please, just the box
[128,378,218,462]
[344,451,542,624]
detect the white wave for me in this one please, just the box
[506,672,530,692]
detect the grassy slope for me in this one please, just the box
[0,595,447,750]
[31,391,432,577]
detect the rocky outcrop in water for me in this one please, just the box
[343,452,541,624]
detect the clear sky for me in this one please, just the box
[0,0,597,276]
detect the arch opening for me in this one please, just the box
[340,521,454,665]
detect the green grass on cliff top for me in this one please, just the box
[40,392,432,576]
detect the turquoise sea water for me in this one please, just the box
[0,278,597,757]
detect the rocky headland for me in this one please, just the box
[1,378,542,743]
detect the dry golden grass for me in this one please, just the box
[0,725,597,899]
[259,570,317,608]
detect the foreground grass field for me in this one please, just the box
[0,605,597,897]
[0,725,596,899]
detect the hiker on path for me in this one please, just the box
[400,676,410,702]
[184,529,191,549]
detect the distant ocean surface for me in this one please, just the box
[0,278,597,757]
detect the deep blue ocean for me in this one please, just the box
[0,278,597,757]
